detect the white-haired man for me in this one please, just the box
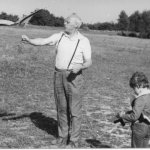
[22,13,92,148]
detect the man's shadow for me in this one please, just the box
[1,112,111,148]
[2,112,58,138]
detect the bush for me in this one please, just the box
[117,31,127,36]
[139,32,150,39]
[128,32,138,37]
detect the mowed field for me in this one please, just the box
[0,26,150,148]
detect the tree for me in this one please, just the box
[29,9,64,27]
[54,16,64,27]
[0,12,19,22]
[29,9,52,26]
[118,10,129,31]
[138,10,150,38]
[129,11,141,32]
[141,11,150,32]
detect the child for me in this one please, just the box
[116,71,150,148]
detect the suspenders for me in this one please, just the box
[56,33,64,49]
[67,39,80,70]
[57,33,80,70]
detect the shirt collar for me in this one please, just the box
[63,31,82,40]
[135,88,150,99]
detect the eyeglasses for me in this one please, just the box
[64,20,70,24]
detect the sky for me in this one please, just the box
[1,0,150,23]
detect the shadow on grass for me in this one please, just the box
[30,112,58,138]
[0,112,16,117]
[2,112,58,138]
[86,139,111,148]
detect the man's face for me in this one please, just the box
[64,17,76,33]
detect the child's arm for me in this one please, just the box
[120,97,145,122]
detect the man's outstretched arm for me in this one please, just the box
[21,35,55,46]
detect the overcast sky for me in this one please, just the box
[1,0,150,23]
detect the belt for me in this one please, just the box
[55,67,72,72]
[55,67,82,75]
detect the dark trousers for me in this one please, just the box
[54,69,84,142]
[131,122,150,148]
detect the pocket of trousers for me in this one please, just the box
[133,123,149,138]
[69,74,84,89]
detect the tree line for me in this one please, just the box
[85,10,150,38]
[117,10,150,38]
[0,12,19,22]
[1,9,150,38]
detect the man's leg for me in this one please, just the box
[143,137,149,148]
[66,73,84,147]
[53,72,68,145]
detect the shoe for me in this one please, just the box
[51,138,62,145]
[66,141,78,148]
[51,137,67,148]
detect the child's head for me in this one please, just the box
[129,72,149,94]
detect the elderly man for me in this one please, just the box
[22,13,92,148]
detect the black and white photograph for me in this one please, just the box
[0,0,150,148]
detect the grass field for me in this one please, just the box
[0,26,150,148]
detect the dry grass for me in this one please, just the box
[0,26,150,148]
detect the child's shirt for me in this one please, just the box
[122,89,150,123]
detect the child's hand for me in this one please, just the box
[116,111,125,118]
[116,113,121,119]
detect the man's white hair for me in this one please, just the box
[67,13,82,28]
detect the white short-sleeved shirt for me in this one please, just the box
[48,31,91,70]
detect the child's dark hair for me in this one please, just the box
[129,72,149,89]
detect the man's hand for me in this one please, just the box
[71,64,83,74]
[22,35,29,42]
